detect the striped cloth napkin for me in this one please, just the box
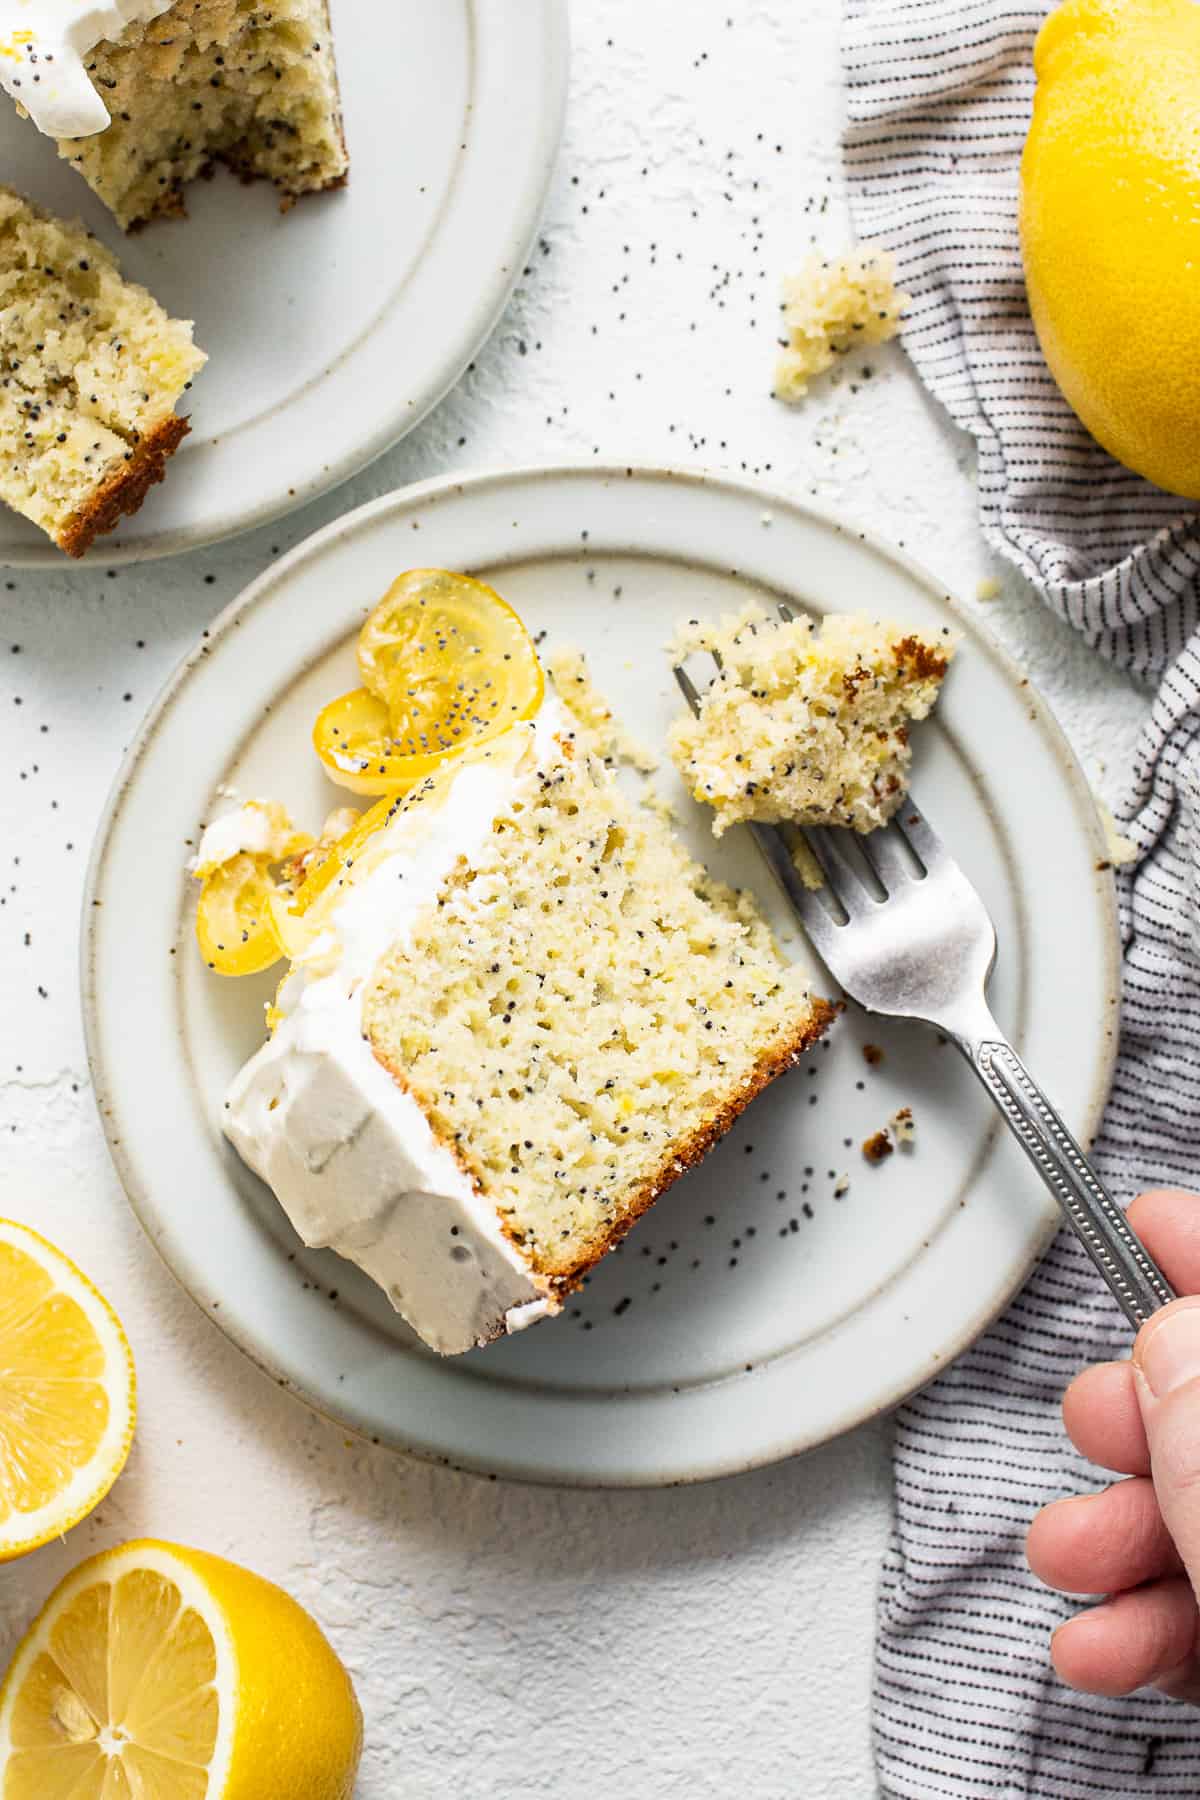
[842,3,1200,1793]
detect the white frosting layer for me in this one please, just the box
[0,1,175,137]
[223,709,569,1356]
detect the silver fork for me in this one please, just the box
[674,608,1174,1330]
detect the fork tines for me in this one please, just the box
[670,600,941,953]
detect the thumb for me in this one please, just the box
[1134,1298,1200,1589]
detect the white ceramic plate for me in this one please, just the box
[0,2,567,566]
[83,465,1120,1486]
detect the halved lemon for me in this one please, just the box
[0,1222,135,1564]
[314,568,544,795]
[0,1539,363,1798]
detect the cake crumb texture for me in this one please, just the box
[56,0,348,230]
[1096,799,1138,870]
[669,601,954,836]
[775,247,908,401]
[890,1106,916,1147]
[546,644,660,773]
[364,727,831,1288]
[0,185,205,553]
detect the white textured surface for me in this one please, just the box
[0,2,1148,1794]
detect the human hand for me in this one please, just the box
[1027,1189,1200,1702]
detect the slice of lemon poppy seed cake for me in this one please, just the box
[223,691,834,1354]
[0,186,205,553]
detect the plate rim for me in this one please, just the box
[81,461,1121,1486]
[0,0,570,569]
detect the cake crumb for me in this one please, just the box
[547,644,659,773]
[890,1106,916,1148]
[1096,800,1138,869]
[833,1173,850,1197]
[775,247,908,402]
[640,785,679,826]
[668,602,954,838]
[976,577,1001,602]
[863,1043,885,1067]
[862,1129,893,1164]
[791,834,825,890]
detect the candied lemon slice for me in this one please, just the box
[0,1222,135,1564]
[195,853,285,978]
[267,793,408,967]
[314,570,544,795]
[287,794,395,918]
[0,1540,363,1799]
[357,567,542,721]
[311,688,424,796]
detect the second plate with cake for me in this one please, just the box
[83,464,1119,1485]
[0,0,568,563]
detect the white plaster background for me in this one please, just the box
[0,2,1152,1794]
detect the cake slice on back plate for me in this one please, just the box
[217,690,833,1355]
[0,185,205,553]
[0,0,348,230]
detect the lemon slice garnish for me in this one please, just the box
[195,852,287,978]
[314,568,544,795]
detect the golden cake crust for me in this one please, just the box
[373,994,838,1333]
[56,412,189,556]
[541,996,839,1298]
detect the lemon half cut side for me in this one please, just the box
[0,1539,364,1799]
[0,1221,136,1563]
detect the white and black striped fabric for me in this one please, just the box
[842,4,1200,1792]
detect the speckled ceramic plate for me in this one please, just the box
[0,2,567,566]
[83,465,1120,1486]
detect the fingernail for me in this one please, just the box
[1136,1305,1200,1398]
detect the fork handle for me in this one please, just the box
[958,1029,1175,1330]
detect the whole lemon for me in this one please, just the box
[1021,0,1200,497]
